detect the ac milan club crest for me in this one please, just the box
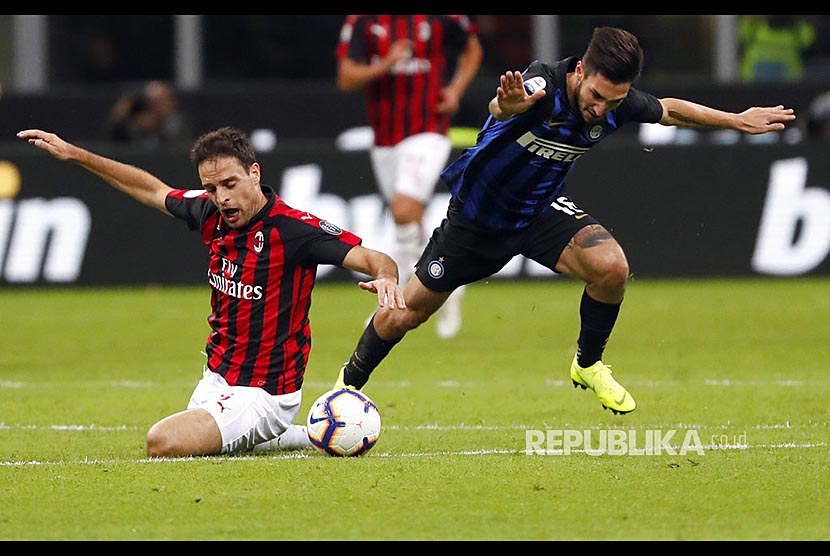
[253,230,265,253]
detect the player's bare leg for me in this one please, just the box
[557,224,636,414]
[335,276,451,390]
[146,408,223,457]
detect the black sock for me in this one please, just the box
[342,317,402,389]
[576,289,621,368]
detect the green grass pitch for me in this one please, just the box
[0,276,828,540]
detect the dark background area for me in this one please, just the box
[2,15,829,286]
[3,141,828,285]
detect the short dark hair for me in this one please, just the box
[189,126,257,171]
[581,27,644,84]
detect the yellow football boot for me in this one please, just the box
[333,365,357,391]
[570,355,636,414]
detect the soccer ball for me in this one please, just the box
[306,389,381,457]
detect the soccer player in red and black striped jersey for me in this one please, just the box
[18,126,406,458]
[334,27,795,415]
[336,15,483,340]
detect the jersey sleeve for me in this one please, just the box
[164,189,216,231]
[336,15,366,61]
[619,88,664,124]
[521,60,557,116]
[302,223,362,267]
[275,206,362,268]
[521,59,548,82]
[444,15,477,49]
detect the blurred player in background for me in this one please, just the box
[334,26,795,414]
[18,126,405,458]
[336,14,483,339]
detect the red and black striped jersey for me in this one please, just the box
[336,14,477,146]
[165,186,362,395]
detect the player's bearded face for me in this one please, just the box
[575,71,630,124]
[199,157,267,229]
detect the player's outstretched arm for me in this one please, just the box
[17,129,174,213]
[658,98,796,134]
[341,245,406,310]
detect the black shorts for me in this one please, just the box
[414,195,600,292]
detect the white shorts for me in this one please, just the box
[370,132,452,205]
[187,368,303,454]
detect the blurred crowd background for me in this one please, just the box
[6,15,830,87]
[2,15,830,145]
[4,15,828,88]
[3,15,829,286]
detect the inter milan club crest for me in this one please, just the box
[428,257,445,279]
[253,230,265,253]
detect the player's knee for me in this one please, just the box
[145,423,176,458]
[389,195,423,224]
[608,257,630,285]
[599,257,630,293]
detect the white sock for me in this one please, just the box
[253,424,311,452]
[436,285,466,339]
[394,221,423,285]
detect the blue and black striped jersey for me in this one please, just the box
[441,57,663,231]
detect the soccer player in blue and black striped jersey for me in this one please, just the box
[336,26,795,414]
[18,126,406,457]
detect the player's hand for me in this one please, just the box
[384,39,413,68]
[358,277,406,310]
[436,85,461,115]
[737,105,796,134]
[495,70,546,118]
[17,129,75,160]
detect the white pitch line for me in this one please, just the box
[1,378,818,390]
[0,424,140,431]
[390,422,829,431]
[0,441,826,467]
[0,421,825,467]
[0,421,826,432]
